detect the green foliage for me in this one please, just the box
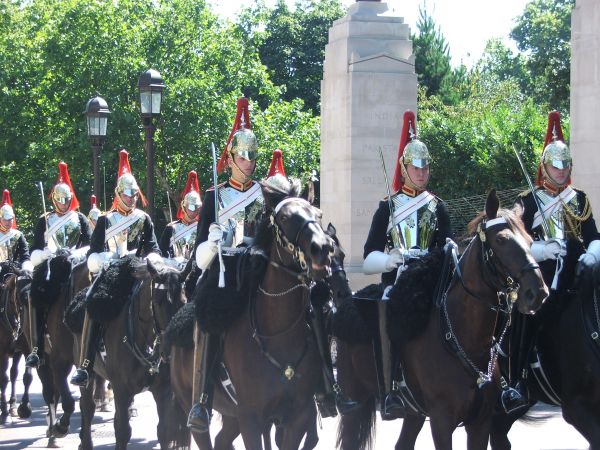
[0,0,320,236]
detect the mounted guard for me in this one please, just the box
[159,170,202,262]
[362,110,453,420]
[26,162,91,368]
[505,111,600,412]
[0,189,33,271]
[70,149,162,387]
[87,195,101,230]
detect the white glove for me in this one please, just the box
[363,250,403,275]
[30,249,50,267]
[69,246,89,262]
[87,251,116,274]
[579,240,600,269]
[146,252,162,266]
[208,223,224,243]
[195,240,218,271]
[21,260,34,273]
[531,239,566,262]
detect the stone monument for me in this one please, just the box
[571,0,600,214]
[320,1,417,289]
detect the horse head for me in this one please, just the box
[260,178,334,281]
[469,190,548,315]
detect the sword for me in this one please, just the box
[38,181,49,233]
[377,147,401,248]
[211,142,225,288]
[166,190,173,223]
[512,145,551,238]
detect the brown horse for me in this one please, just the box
[0,262,33,423]
[335,190,549,450]
[490,241,600,449]
[76,256,186,450]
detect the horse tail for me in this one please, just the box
[163,394,190,450]
[336,396,376,450]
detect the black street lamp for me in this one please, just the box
[137,68,165,220]
[85,96,110,204]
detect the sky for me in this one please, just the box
[211,0,531,68]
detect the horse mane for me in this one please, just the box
[30,249,73,309]
[467,207,533,245]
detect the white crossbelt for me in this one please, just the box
[0,230,15,246]
[172,222,196,242]
[218,183,262,223]
[105,214,140,242]
[532,186,577,230]
[44,211,78,242]
[386,191,435,233]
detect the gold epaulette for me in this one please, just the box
[518,188,532,197]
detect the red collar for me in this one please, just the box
[229,178,254,192]
[542,179,566,196]
[401,185,423,197]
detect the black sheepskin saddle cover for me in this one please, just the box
[30,249,73,310]
[193,249,267,335]
[331,283,382,345]
[387,248,444,347]
[85,256,142,324]
[64,287,88,333]
[163,302,195,349]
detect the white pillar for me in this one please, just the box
[321,2,417,290]
[571,0,600,216]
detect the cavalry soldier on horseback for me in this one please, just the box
[26,162,91,368]
[0,189,33,271]
[88,195,102,230]
[363,110,453,420]
[70,149,162,387]
[504,111,600,413]
[159,170,201,261]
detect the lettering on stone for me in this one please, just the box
[354,207,374,217]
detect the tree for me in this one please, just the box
[510,0,575,111]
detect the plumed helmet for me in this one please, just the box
[264,149,288,190]
[51,162,79,211]
[88,195,101,222]
[402,138,431,169]
[536,111,571,187]
[112,149,147,210]
[116,173,139,196]
[177,171,202,219]
[392,111,431,193]
[217,97,258,173]
[0,190,16,226]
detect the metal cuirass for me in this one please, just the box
[0,229,20,261]
[218,185,264,248]
[105,209,146,257]
[171,221,197,259]
[46,211,82,251]
[387,193,439,251]
[535,189,580,240]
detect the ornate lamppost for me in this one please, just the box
[85,96,110,204]
[137,68,165,220]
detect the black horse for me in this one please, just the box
[490,240,600,449]
[76,255,186,450]
[0,261,33,423]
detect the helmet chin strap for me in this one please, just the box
[400,162,428,192]
[541,163,571,189]
[229,156,256,183]
[116,194,136,215]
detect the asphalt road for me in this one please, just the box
[0,359,590,449]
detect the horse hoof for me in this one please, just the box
[52,422,69,438]
[0,413,8,425]
[10,405,19,417]
[48,437,59,448]
[17,403,32,419]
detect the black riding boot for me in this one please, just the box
[381,357,407,421]
[70,314,101,387]
[501,314,530,414]
[25,307,45,368]
[310,305,360,418]
[188,331,221,433]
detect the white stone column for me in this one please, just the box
[320,1,417,290]
[571,0,600,216]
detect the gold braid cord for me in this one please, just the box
[562,195,592,239]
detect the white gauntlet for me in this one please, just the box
[362,249,403,275]
[579,240,600,269]
[195,240,218,271]
[531,239,566,262]
[30,248,53,267]
[87,251,116,274]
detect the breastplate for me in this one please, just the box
[171,221,197,259]
[105,209,146,256]
[535,190,580,240]
[218,186,265,247]
[387,193,438,251]
[46,212,81,251]
[0,229,19,261]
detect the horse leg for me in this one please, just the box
[8,352,20,417]
[52,363,75,438]
[37,364,59,448]
[150,370,172,450]
[78,375,97,450]
[0,354,8,424]
[94,376,111,412]
[301,412,319,450]
[192,429,214,450]
[429,414,456,450]
[113,389,134,450]
[214,414,240,450]
[464,416,492,450]
[238,413,264,450]
[396,414,426,450]
[563,399,600,449]
[279,405,315,450]
[489,412,519,450]
[17,365,33,419]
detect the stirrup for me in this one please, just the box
[70,368,90,388]
[25,350,40,368]
[381,391,406,421]
[187,402,211,433]
[500,383,529,414]
[315,393,338,419]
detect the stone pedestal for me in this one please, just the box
[571,0,600,215]
[320,1,417,290]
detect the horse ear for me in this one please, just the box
[327,222,336,237]
[512,202,524,219]
[485,189,499,220]
[259,181,276,211]
[146,259,159,278]
[301,180,315,205]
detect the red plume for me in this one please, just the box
[2,189,17,229]
[52,161,80,211]
[112,149,147,210]
[217,97,252,174]
[176,170,202,219]
[391,111,417,193]
[267,149,286,178]
[536,111,569,186]
[90,195,97,209]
